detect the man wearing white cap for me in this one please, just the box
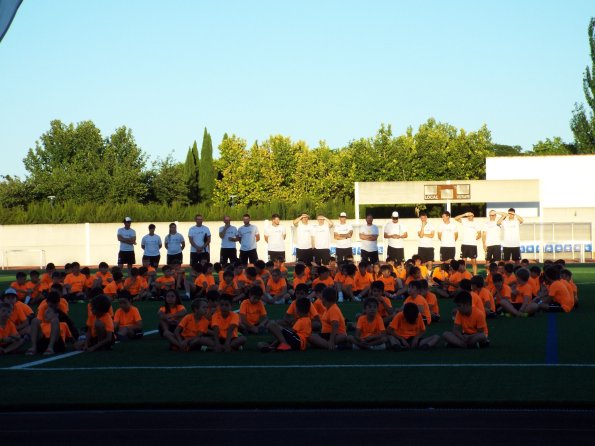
[384,211,408,264]
[117,217,136,273]
[334,212,353,263]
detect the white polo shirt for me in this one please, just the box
[417,222,435,248]
[438,221,457,248]
[482,221,501,247]
[334,223,353,249]
[219,225,238,249]
[188,225,211,253]
[264,224,286,252]
[461,219,480,246]
[117,227,136,252]
[501,219,521,248]
[384,221,407,249]
[237,224,259,251]
[295,223,313,250]
[165,232,185,255]
[141,234,162,256]
[360,224,379,252]
[312,224,332,250]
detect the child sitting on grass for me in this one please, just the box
[211,294,246,352]
[258,298,312,352]
[157,290,187,338]
[114,290,143,341]
[0,302,25,354]
[80,294,115,352]
[309,287,350,350]
[388,302,440,350]
[348,298,387,350]
[239,286,268,334]
[442,291,489,349]
[166,298,214,352]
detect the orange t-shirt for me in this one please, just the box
[291,274,309,289]
[470,291,487,316]
[513,283,533,305]
[312,276,334,289]
[40,321,72,341]
[87,302,114,319]
[103,281,123,296]
[286,300,319,320]
[88,312,114,337]
[504,273,517,287]
[95,271,113,287]
[10,281,29,302]
[312,298,326,316]
[218,281,238,295]
[432,268,449,282]
[320,303,346,335]
[528,276,540,296]
[159,304,186,322]
[293,317,312,350]
[404,295,431,324]
[549,280,573,312]
[447,272,462,292]
[178,314,210,338]
[493,283,512,305]
[124,277,147,296]
[64,273,87,293]
[424,291,439,315]
[561,280,574,300]
[195,274,216,290]
[85,276,97,290]
[37,298,69,321]
[455,307,488,336]
[26,281,43,298]
[40,272,53,291]
[267,278,288,295]
[354,271,373,291]
[333,272,346,285]
[376,296,393,319]
[239,299,267,325]
[155,276,175,290]
[114,306,142,327]
[356,314,385,339]
[476,287,495,313]
[0,320,18,341]
[10,301,33,325]
[389,312,425,338]
[211,311,240,339]
[379,276,397,293]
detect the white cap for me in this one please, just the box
[124,216,132,222]
[3,287,17,296]
[339,212,347,217]
[391,211,399,218]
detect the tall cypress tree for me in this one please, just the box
[571,18,595,153]
[198,128,215,202]
[183,140,200,203]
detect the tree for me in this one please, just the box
[152,155,188,205]
[183,141,200,203]
[199,128,215,202]
[571,18,595,153]
[490,144,524,156]
[530,137,576,156]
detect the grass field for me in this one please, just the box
[1,265,594,410]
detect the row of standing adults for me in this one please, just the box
[115,209,524,269]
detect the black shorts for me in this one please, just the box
[239,249,258,265]
[119,328,144,339]
[190,251,210,266]
[167,253,183,265]
[142,255,161,268]
[335,247,353,263]
[88,334,116,350]
[485,245,502,262]
[547,302,564,313]
[512,302,523,310]
[220,248,238,265]
[37,337,66,353]
[360,249,379,264]
[313,249,331,265]
[159,322,179,336]
[268,251,285,262]
[387,246,405,263]
[418,247,434,263]
[296,248,313,265]
[503,247,521,262]
[460,244,478,259]
[118,251,136,266]
[281,327,302,350]
[440,247,456,261]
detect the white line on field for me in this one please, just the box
[8,329,160,370]
[4,363,595,372]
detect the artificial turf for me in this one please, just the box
[1,266,594,409]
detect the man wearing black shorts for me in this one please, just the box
[117,217,136,274]
[482,210,502,262]
[455,211,481,275]
[416,211,435,270]
[164,222,185,265]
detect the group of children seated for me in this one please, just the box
[0,255,578,355]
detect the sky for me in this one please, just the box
[0,0,593,178]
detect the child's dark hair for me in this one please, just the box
[46,291,61,305]
[50,283,63,293]
[191,298,206,311]
[419,279,429,290]
[255,260,266,270]
[529,265,541,275]
[544,267,561,282]
[206,289,221,302]
[113,271,124,282]
[458,279,472,291]
[248,285,264,298]
[130,267,139,277]
[294,263,306,275]
[560,269,572,278]
[408,280,421,290]
[219,294,233,304]
[313,282,327,293]
[265,260,275,268]
[516,268,530,283]
[371,280,384,291]
[345,263,357,275]
[81,267,90,275]
[504,263,515,274]
[295,297,311,315]
[16,271,26,279]
[403,302,419,324]
[138,266,148,275]
[318,266,329,275]
[223,269,234,279]
[294,283,308,295]
[470,275,484,289]
[98,262,109,269]
[488,262,498,271]
[358,261,368,269]
[46,263,56,270]
[245,266,257,277]
[164,290,181,312]
[492,273,503,283]
[192,263,203,274]
[322,287,338,303]
[117,290,132,301]
[91,294,112,315]
[71,261,80,269]
[449,260,459,270]
[30,270,40,278]
[213,262,222,273]
[454,290,472,306]
[457,260,466,269]
[364,297,378,309]
[162,265,172,273]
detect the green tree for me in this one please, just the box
[571,18,595,153]
[0,175,33,208]
[490,144,524,156]
[183,141,200,203]
[212,135,248,206]
[152,155,188,204]
[530,137,576,156]
[199,128,215,202]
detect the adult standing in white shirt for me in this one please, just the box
[218,215,238,266]
[482,210,502,263]
[117,216,136,274]
[141,224,162,267]
[438,210,458,262]
[454,211,481,275]
[293,214,314,264]
[359,214,379,264]
[416,211,435,270]
[236,213,260,265]
[497,208,524,263]
[188,214,211,266]
[264,213,286,261]
[383,211,408,264]
[164,222,185,266]
[312,215,334,265]
[334,212,353,263]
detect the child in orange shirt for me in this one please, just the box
[470,275,496,318]
[491,273,512,313]
[502,268,531,317]
[419,280,440,323]
[265,269,290,304]
[370,281,394,325]
[560,269,578,308]
[283,283,321,331]
[309,288,350,350]
[239,286,268,334]
[103,270,124,300]
[154,265,176,298]
[64,262,87,302]
[402,280,431,325]
[336,263,357,302]
[94,262,113,288]
[0,302,24,354]
[211,294,246,352]
[259,298,312,351]
[388,302,440,350]
[114,291,143,340]
[525,267,574,315]
[10,271,29,303]
[158,290,187,337]
[2,288,33,335]
[348,298,387,350]
[353,261,373,300]
[167,298,214,352]
[442,291,489,348]
[81,295,115,352]
[40,263,56,295]
[218,269,239,298]
[289,263,310,298]
[26,270,43,305]
[123,267,150,301]
[28,306,72,355]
